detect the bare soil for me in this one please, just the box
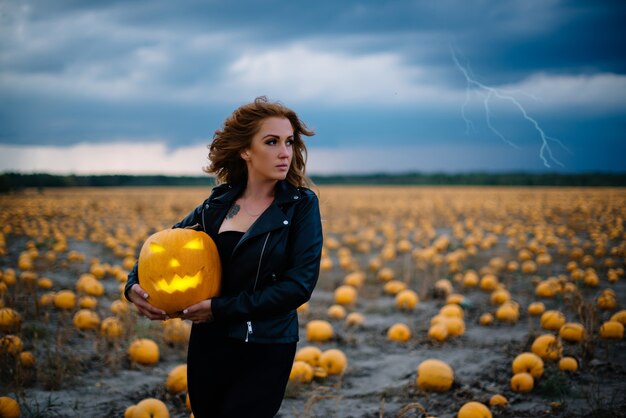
[1,187,625,418]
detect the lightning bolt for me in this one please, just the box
[450,46,568,168]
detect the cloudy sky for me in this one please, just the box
[1,0,625,175]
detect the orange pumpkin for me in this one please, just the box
[128,338,160,365]
[489,394,508,407]
[295,346,323,367]
[511,372,534,392]
[0,397,20,418]
[166,364,188,393]
[0,308,21,333]
[416,359,454,392]
[319,349,348,375]
[512,352,544,378]
[458,401,492,418]
[132,398,169,418]
[138,229,221,314]
[289,361,314,383]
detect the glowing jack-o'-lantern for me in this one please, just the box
[138,228,221,314]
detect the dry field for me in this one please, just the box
[0,185,625,418]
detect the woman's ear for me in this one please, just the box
[240,150,250,161]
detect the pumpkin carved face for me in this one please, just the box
[138,228,221,314]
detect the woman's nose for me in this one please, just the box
[278,143,289,157]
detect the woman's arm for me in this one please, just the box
[208,192,323,321]
[123,200,207,319]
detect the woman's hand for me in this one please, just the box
[180,299,213,324]
[128,284,169,320]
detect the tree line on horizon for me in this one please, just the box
[1,172,625,193]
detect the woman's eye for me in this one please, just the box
[266,139,277,145]
[287,139,294,146]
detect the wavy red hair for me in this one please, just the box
[205,96,314,188]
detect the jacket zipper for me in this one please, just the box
[201,205,207,232]
[245,231,271,343]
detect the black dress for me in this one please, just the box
[187,230,297,418]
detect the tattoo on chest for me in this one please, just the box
[226,204,240,219]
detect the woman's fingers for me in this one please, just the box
[130,284,167,320]
[131,283,149,300]
[180,300,213,322]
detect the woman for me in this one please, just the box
[125,96,323,417]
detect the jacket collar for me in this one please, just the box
[207,180,302,249]
[211,180,301,207]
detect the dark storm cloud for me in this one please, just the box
[1,0,625,172]
[11,0,626,78]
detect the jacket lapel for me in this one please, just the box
[231,180,301,253]
[205,180,301,251]
[236,204,289,246]
[204,183,243,239]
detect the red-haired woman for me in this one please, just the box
[125,97,323,417]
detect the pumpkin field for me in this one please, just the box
[1,185,625,418]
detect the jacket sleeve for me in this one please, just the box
[210,192,323,321]
[124,201,206,302]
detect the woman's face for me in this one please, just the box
[241,117,294,182]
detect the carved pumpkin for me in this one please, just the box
[138,228,221,314]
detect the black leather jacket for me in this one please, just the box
[125,180,323,343]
